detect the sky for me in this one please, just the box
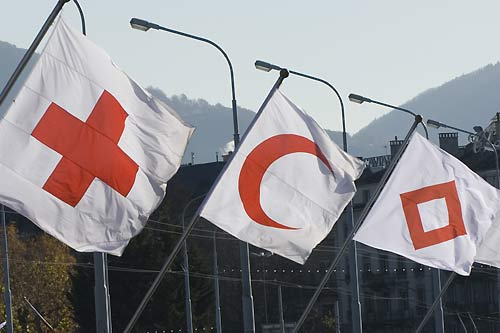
[2,1,500,135]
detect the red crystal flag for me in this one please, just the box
[354,133,500,275]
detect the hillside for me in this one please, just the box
[350,63,500,157]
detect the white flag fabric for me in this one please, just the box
[0,18,193,255]
[199,89,365,264]
[354,133,500,275]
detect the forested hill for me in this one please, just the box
[350,63,500,157]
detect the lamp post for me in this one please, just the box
[129,18,255,332]
[213,231,222,333]
[348,93,429,139]
[254,60,362,332]
[130,18,240,145]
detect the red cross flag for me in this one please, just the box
[198,89,365,264]
[354,133,500,275]
[0,19,193,255]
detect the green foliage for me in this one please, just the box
[0,223,78,332]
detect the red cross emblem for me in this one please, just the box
[400,180,467,250]
[32,90,139,207]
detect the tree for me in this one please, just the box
[0,222,78,332]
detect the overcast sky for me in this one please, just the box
[2,1,500,134]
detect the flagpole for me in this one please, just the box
[292,115,423,333]
[0,207,13,333]
[415,272,456,332]
[213,231,222,333]
[181,196,201,333]
[123,70,289,333]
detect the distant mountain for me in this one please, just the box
[350,63,500,157]
[146,87,256,164]
[147,88,353,164]
[0,41,38,115]
[0,41,26,88]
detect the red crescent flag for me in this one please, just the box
[199,89,365,264]
[0,18,193,255]
[354,133,500,275]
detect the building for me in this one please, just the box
[166,122,500,332]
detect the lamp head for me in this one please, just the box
[426,119,442,129]
[130,18,152,32]
[254,60,282,72]
[473,126,484,133]
[348,93,371,104]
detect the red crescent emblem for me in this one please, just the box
[238,134,334,230]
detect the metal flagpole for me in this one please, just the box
[213,231,222,333]
[181,197,198,333]
[0,207,13,333]
[123,70,289,333]
[93,253,112,333]
[456,313,468,332]
[123,213,200,332]
[278,284,285,333]
[23,296,54,331]
[292,115,424,333]
[416,272,456,332]
[432,269,445,332]
[182,234,193,333]
[0,2,72,332]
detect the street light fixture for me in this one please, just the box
[254,60,283,72]
[348,93,372,105]
[348,93,428,138]
[426,119,443,129]
[348,93,417,117]
[129,18,152,31]
[254,59,348,151]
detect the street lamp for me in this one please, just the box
[254,60,348,151]
[129,18,254,333]
[255,60,362,332]
[348,93,429,138]
[426,119,500,188]
[130,18,240,145]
